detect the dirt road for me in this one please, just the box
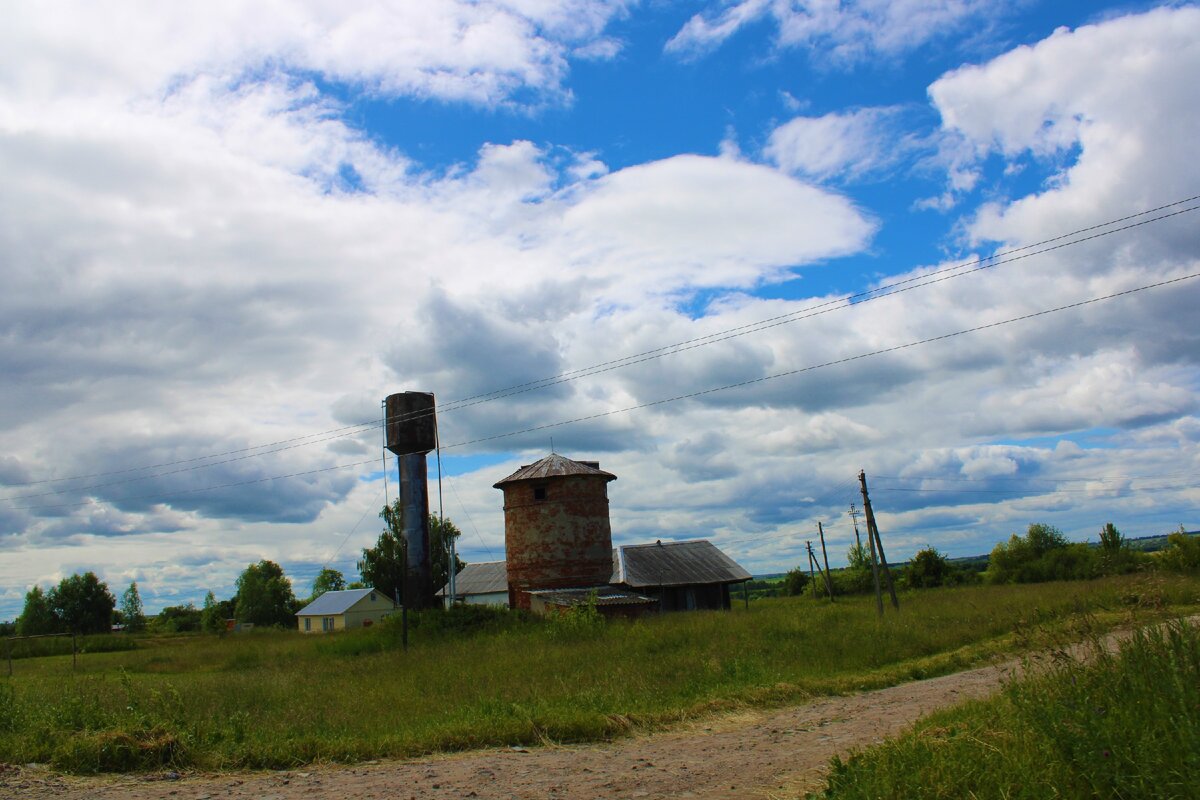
[1,655,1021,800]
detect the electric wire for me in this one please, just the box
[10,270,1198,512]
[5,197,1197,496]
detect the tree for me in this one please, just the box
[310,568,346,600]
[152,603,201,633]
[120,582,146,632]
[234,560,296,627]
[905,546,952,589]
[200,590,228,633]
[361,504,464,606]
[49,572,115,634]
[1098,522,1125,554]
[16,585,58,635]
[782,567,810,596]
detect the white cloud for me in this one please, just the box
[765,107,903,180]
[667,0,1004,63]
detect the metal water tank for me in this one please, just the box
[385,391,436,455]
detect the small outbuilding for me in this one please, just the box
[295,587,395,633]
[436,561,508,608]
[612,539,752,611]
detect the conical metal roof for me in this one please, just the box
[493,453,616,488]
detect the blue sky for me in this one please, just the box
[0,1,1197,619]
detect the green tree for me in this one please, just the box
[362,505,464,605]
[120,581,145,632]
[16,585,58,635]
[1098,522,1125,554]
[310,567,346,600]
[49,572,115,634]
[1159,525,1200,574]
[782,566,810,596]
[152,603,201,633]
[234,560,296,627]
[200,591,226,633]
[905,546,951,589]
[987,523,1095,584]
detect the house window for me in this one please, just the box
[533,486,547,501]
[304,618,311,631]
[370,592,376,602]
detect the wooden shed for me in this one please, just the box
[611,540,752,611]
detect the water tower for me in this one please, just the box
[384,391,437,610]
[493,454,616,609]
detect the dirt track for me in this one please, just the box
[1,654,1022,800]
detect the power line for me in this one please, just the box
[438,271,1200,451]
[5,197,1197,495]
[9,270,1197,513]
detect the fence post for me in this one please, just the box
[72,634,77,671]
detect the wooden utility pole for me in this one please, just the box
[808,540,834,602]
[806,541,818,600]
[859,470,899,611]
[849,504,863,551]
[817,522,835,602]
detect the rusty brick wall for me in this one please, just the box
[502,474,613,609]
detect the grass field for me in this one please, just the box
[812,617,1200,799]
[2,572,1198,773]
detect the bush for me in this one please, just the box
[986,523,1099,584]
[783,567,810,597]
[1159,526,1200,574]
[904,547,952,589]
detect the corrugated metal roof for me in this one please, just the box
[493,453,616,488]
[295,588,392,616]
[612,540,752,588]
[528,586,656,607]
[437,561,507,597]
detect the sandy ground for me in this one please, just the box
[0,655,1021,800]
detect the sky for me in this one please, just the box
[1,0,1198,619]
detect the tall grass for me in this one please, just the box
[813,617,1200,799]
[1,573,1197,774]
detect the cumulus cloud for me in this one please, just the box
[765,107,909,181]
[667,0,1006,63]
[2,4,1199,619]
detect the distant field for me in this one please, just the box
[2,572,1198,773]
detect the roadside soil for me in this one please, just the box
[0,622,1160,800]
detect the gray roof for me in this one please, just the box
[494,453,616,488]
[436,561,507,597]
[528,586,656,607]
[296,588,391,616]
[612,540,752,588]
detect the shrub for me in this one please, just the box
[986,523,1096,584]
[1159,526,1200,574]
[904,547,952,589]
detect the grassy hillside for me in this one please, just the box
[1,573,1198,773]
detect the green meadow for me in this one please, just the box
[2,572,1198,774]
[812,617,1200,799]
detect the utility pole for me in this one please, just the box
[817,522,835,603]
[858,479,884,617]
[811,544,820,599]
[859,470,899,611]
[808,540,834,602]
[849,504,863,551]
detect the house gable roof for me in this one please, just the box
[436,561,507,597]
[612,540,751,588]
[493,453,616,488]
[296,587,391,616]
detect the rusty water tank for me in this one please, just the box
[493,454,616,609]
[385,391,436,455]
